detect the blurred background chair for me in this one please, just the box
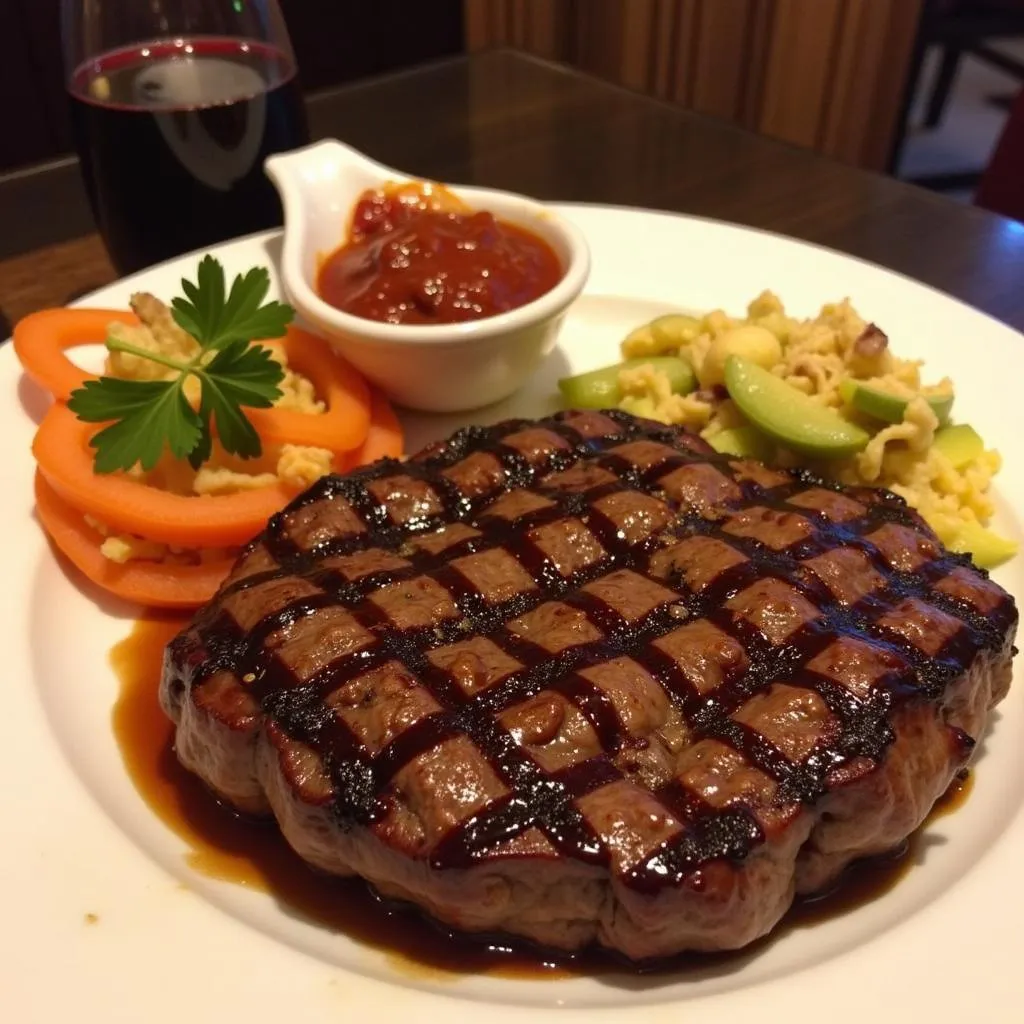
[975,83,1024,219]
[922,0,1024,128]
[892,0,1024,192]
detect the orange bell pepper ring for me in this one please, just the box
[343,387,405,468]
[247,326,371,454]
[14,309,373,456]
[34,471,233,609]
[33,403,296,549]
[13,308,138,401]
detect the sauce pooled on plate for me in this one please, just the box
[111,617,974,978]
[316,181,563,325]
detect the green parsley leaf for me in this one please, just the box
[171,257,292,350]
[170,254,225,344]
[194,380,262,466]
[187,418,215,472]
[66,254,295,474]
[68,377,175,422]
[70,378,203,473]
[188,341,285,467]
[201,339,286,408]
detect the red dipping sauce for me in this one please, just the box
[316,182,564,326]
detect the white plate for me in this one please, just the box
[2,206,1023,1024]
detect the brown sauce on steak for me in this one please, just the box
[786,769,971,928]
[111,615,973,978]
[166,409,1011,901]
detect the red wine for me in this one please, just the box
[70,39,309,274]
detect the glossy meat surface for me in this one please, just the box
[161,410,1017,959]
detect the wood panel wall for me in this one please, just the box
[463,0,924,170]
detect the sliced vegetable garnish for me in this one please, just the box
[724,356,870,459]
[708,424,773,461]
[170,256,292,350]
[558,356,696,409]
[343,387,404,466]
[17,256,404,611]
[944,519,1018,570]
[66,256,292,472]
[839,378,953,427]
[647,313,700,347]
[246,327,372,454]
[933,423,985,470]
[619,395,658,420]
[34,472,232,608]
[13,308,138,401]
[33,403,295,548]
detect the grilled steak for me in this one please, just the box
[160,410,1017,960]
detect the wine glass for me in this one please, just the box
[62,0,311,275]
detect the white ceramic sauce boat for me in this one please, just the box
[265,139,591,413]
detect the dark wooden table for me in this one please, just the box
[3,49,1024,332]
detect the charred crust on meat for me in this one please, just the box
[162,409,1017,956]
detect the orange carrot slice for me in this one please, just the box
[34,471,232,609]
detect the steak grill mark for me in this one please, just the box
[173,411,1015,892]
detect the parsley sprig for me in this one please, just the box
[68,256,293,473]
